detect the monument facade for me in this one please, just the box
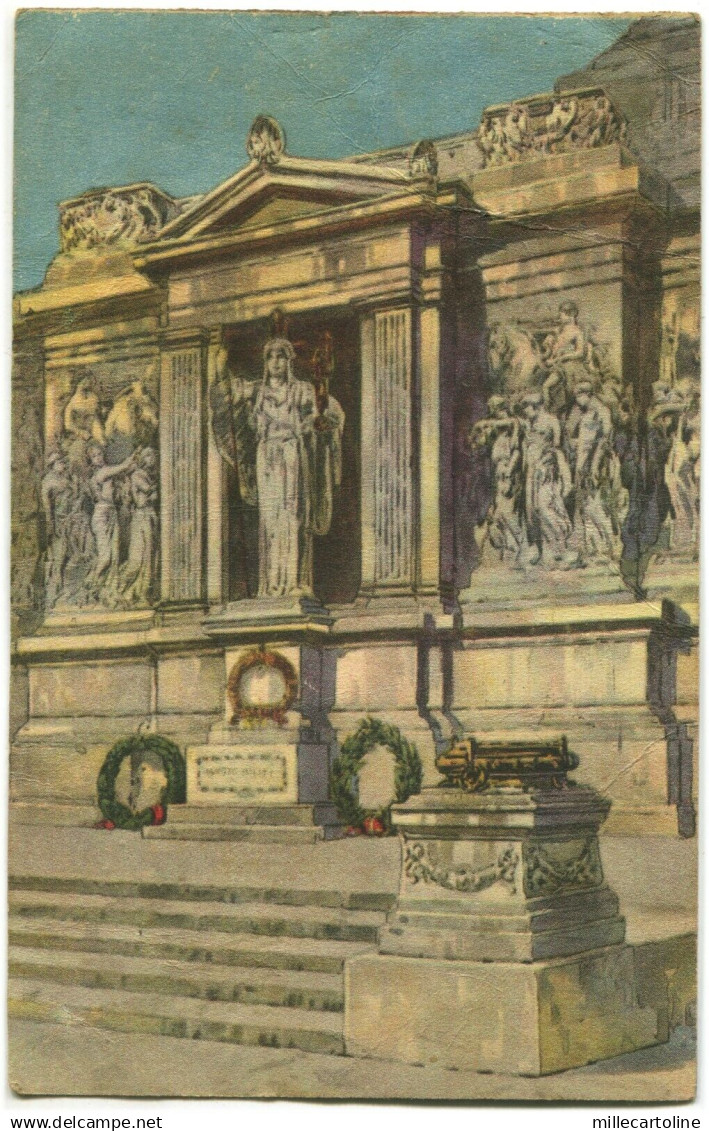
[11,17,699,843]
[8,13,699,1099]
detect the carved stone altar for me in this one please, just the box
[345,734,660,1074]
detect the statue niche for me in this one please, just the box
[210,333,345,601]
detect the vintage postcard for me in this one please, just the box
[10,10,699,1103]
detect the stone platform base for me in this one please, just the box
[345,944,660,1076]
[143,802,342,843]
[10,801,101,828]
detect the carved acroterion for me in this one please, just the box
[246,115,286,165]
[59,184,180,252]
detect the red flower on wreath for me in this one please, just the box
[151,804,166,825]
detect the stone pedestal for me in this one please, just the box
[345,782,661,1075]
[146,598,339,841]
[381,787,626,961]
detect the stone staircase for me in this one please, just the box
[8,876,394,1055]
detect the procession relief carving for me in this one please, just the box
[210,333,345,600]
[650,305,701,563]
[469,294,701,583]
[11,393,44,615]
[471,301,630,572]
[478,87,627,168]
[41,367,159,610]
[59,185,181,253]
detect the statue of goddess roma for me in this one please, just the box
[210,337,345,599]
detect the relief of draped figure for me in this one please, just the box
[41,367,160,611]
[473,301,631,574]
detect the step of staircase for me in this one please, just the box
[10,801,100,828]
[9,947,344,1011]
[9,874,396,912]
[142,803,343,843]
[164,804,335,827]
[9,875,389,1056]
[142,822,326,843]
[9,889,383,943]
[8,979,345,1056]
[9,918,372,973]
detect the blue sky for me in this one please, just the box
[14,11,631,293]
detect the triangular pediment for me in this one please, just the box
[153,155,415,244]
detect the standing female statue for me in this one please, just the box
[210,337,344,599]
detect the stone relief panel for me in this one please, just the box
[404,841,519,894]
[648,298,700,565]
[469,301,631,574]
[41,363,159,611]
[11,375,44,625]
[523,837,603,898]
[59,184,182,253]
[478,87,627,168]
[460,286,700,594]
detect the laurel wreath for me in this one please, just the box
[227,648,299,727]
[329,717,423,834]
[96,734,186,831]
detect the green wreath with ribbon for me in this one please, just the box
[330,717,423,835]
[96,734,186,831]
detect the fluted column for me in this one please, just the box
[206,328,229,605]
[159,328,208,606]
[358,241,450,602]
[359,306,416,597]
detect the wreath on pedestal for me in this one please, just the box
[95,734,186,831]
[330,717,423,836]
[227,648,299,727]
